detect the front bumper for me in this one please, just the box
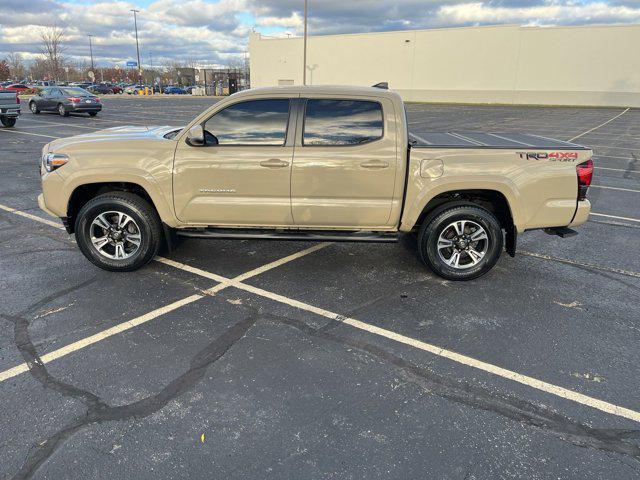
[37,193,58,218]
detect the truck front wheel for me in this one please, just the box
[418,205,503,281]
[75,192,162,271]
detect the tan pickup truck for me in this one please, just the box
[38,85,593,280]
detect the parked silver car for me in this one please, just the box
[29,87,102,117]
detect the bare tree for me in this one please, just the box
[184,57,198,69]
[0,60,10,81]
[39,25,66,81]
[28,58,49,81]
[161,59,185,84]
[5,52,25,80]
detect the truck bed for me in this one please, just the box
[409,131,589,150]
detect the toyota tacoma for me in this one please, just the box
[37,85,593,280]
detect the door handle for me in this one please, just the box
[360,160,389,169]
[260,158,289,168]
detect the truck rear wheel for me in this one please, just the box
[418,205,503,281]
[75,192,162,272]
[1,116,17,127]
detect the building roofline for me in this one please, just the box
[252,22,640,41]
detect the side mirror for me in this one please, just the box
[187,124,205,146]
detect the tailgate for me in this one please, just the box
[0,92,19,110]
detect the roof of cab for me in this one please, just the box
[230,84,402,100]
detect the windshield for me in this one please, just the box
[61,87,91,96]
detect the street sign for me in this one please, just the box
[88,71,95,80]
[126,61,138,67]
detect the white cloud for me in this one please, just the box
[436,2,640,26]
[2,1,640,66]
[255,12,303,29]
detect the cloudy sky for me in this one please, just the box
[2,0,640,68]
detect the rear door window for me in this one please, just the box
[303,99,383,146]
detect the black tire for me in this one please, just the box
[58,103,69,117]
[0,116,17,127]
[30,101,40,114]
[88,112,98,117]
[418,204,503,281]
[75,192,163,272]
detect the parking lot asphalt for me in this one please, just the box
[1,96,639,479]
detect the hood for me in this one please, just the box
[45,125,184,152]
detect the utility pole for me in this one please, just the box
[302,0,308,85]
[88,35,94,71]
[130,9,142,81]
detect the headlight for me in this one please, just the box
[42,153,69,172]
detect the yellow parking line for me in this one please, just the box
[590,212,640,224]
[157,256,640,424]
[0,129,60,139]
[0,202,331,382]
[595,167,639,174]
[520,250,640,278]
[0,204,65,230]
[590,185,640,193]
[3,201,640,424]
[0,294,204,383]
[568,108,630,141]
[21,118,105,131]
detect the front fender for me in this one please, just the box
[49,167,180,227]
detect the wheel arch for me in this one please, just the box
[404,188,519,257]
[401,183,521,230]
[415,189,514,230]
[66,181,161,234]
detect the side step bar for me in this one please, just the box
[176,228,399,243]
[544,226,578,238]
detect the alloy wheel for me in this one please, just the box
[89,211,142,260]
[436,220,489,269]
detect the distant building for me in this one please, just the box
[176,68,249,95]
[249,24,640,107]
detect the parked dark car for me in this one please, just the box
[104,83,123,94]
[87,84,114,95]
[28,87,102,117]
[163,86,187,94]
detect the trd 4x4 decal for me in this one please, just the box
[517,151,579,161]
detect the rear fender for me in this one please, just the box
[400,180,523,232]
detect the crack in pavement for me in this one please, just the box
[261,312,640,463]
[2,282,259,480]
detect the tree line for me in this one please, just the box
[0,25,248,86]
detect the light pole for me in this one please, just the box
[88,34,94,72]
[130,9,142,81]
[302,0,308,85]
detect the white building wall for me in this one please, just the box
[249,24,640,107]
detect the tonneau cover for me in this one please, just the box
[409,132,589,150]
